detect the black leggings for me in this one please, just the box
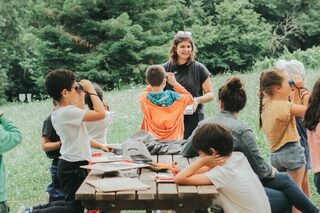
[183,112,204,139]
[32,159,88,213]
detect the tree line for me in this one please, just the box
[0,0,319,103]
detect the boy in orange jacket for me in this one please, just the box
[139,65,193,141]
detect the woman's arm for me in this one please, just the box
[197,77,214,104]
[193,78,214,111]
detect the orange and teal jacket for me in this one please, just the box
[139,83,193,141]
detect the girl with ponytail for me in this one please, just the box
[259,68,309,201]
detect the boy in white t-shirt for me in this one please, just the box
[19,69,110,213]
[175,123,271,213]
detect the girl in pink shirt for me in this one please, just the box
[304,78,320,194]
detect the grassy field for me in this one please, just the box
[1,69,320,212]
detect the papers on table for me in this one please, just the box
[87,177,150,192]
[155,174,175,183]
[91,155,123,163]
[81,161,150,173]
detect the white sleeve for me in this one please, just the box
[204,167,227,190]
[104,111,115,125]
[62,106,86,126]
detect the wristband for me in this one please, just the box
[87,92,98,96]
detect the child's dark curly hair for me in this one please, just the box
[45,69,76,101]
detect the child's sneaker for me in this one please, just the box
[18,206,33,213]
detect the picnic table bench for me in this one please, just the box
[75,154,218,212]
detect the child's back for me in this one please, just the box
[139,65,193,140]
[52,105,92,162]
[205,152,270,213]
[175,123,271,213]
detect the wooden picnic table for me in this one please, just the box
[75,154,218,213]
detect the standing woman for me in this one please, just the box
[163,31,214,139]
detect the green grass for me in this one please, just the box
[1,69,320,212]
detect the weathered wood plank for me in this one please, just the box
[157,155,177,200]
[173,155,198,198]
[75,170,104,200]
[188,156,218,196]
[138,168,156,199]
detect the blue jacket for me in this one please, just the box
[181,110,274,179]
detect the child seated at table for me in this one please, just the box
[139,65,193,141]
[84,83,114,154]
[175,123,271,213]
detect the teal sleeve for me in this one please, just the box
[0,116,22,154]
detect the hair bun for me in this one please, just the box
[227,77,242,91]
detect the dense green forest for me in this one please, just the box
[1,0,320,103]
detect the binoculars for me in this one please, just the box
[288,79,294,86]
[75,83,83,92]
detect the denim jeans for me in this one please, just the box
[261,172,318,213]
[265,187,291,213]
[183,112,204,139]
[47,162,64,202]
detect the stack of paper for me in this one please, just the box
[87,177,150,192]
[91,155,123,163]
[81,161,149,173]
[184,104,193,115]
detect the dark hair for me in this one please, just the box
[304,78,320,130]
[218,77,246,112]
[85,83,103,110]
[192,123,233,156]
[169,32,196,64]
[258,68,284,128]
[145,65,166,86]
[45,69,76,101]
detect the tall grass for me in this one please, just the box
[1,69,319,212]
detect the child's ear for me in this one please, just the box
[61,89,68,97]
[209,148,216,156]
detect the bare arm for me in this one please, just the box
[41,137,61,152]
[90,140,112,152]
[193,77,214,111]
[290,76,309,117]
[197,77,214,104]
[80,80,105,122]
[174,157,212,185]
